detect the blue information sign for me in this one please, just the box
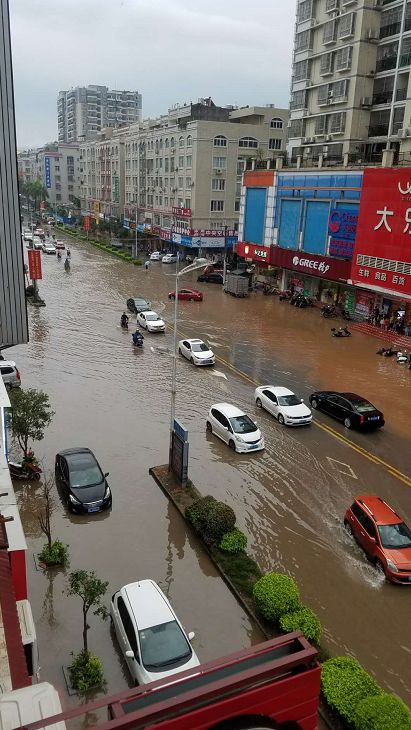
[44,157,51,189]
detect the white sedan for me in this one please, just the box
[178,338,215,366]
[207,403,265,453]
[42,242,56,254]
[137,310,165,332]
[150,251,161,261]
[254,385,312,426]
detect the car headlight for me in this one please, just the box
[104,486,111,500]
[386,559,398,573]
[69,493,81,504]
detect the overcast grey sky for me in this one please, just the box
[10,0,294,149]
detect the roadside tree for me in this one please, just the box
[8,388,54,458]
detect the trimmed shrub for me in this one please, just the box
[279,605,322,644]
[216,549,262,597]
[185,495,216,533]
[354,693,411,730]
[69,650,104,692]
[321,657,382,724]
[253,572,300,622]
[133,259,142,266]
[220,528,247,554]
[203,501,236,541]
[39,539,69,567]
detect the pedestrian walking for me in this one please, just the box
[144,260,150,270]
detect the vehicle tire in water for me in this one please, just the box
[190,357,194,364]
[229,440,236,452]
[311,398,318,409]
[206,421,212,433]
[344,521,353,537]
[375,560,386,578]
[256,398,262,408]
[278,414,285,425]
[344,417,352,429]
[178,348,182,355]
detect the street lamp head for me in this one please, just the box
[178,257,208,276]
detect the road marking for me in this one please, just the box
[163,318,411,488]
[326,457,358,480]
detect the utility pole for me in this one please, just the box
[223,224,228,284]
[135,206,138,260]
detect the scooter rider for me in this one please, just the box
[121,312,129,328]
[67,248,71,258]
[132,330,144,345]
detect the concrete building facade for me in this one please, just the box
[289,0,411,164]
[58,85,142,143]
[79,99,289,245]
[18,144,81,208]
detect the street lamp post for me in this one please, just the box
[135,206,138,260]
[169,256,207,469]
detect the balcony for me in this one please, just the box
[368,125,389,137]
[376,56,397,72]
[372,91,392,105]
[380,22,401,39]
[399,52,411,68]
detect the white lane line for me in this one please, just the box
[326,457,358,480]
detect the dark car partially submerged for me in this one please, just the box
[127,297,151,314]
[309,391,384,430]
[55,447,112,513]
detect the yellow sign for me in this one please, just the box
[93,201,100,225]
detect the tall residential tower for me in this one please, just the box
[58,85,142,143]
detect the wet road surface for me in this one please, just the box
[8,236,411,713]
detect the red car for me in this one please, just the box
[168,288,203,301]
[344,495,411,584]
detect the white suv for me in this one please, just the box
[110,579,199,685]
[207,403,264,453]
[162,253,178,263]
[0,361,21,388]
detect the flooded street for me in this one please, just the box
[8,235,411,710]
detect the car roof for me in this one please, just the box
[0,361,16,368]
[341,393,371,403]
[260,386,294,396]
[123,580,174,630]
[132,297,149,302]
[57,447,93,457]
[140,310,159,316]
[355,495,402,525]
[185,338,205,344]
[211,403,246,418]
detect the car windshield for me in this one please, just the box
[378,522,411,549]
[139,620,191,671]
[191,343,209,353]
[353,401,376,413]
[68,455,103,488]
[229,415,257,434]
[135,299,147,305]
[146,314,160,321]
[278,395,300,407]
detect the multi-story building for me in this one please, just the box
[288,0,411,165]
[79,98,288,249]
[18,143,81,208]
[58,85,142,143]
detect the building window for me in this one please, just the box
[323,20,336,44]
[186,177,191,187]
[179,136,184,148]
[320,52,334,75]
[335,46,352,71]
[270,117,284,129]
[170,137,175,148]
[291,90,306,110]
[331,79,349,101]
[293,61,309,83]
[212,178,226,191]
[56,194,61,201]
[269,138,282,150]
[329,111,346,133]
[289,119,303,138]
[213,156,227,169]
[214,135,227,147]
[339,13,355,39]
[185,199,191,209]
[235,200,240,212]
[186,155,192,167]
[237,158,246,175]
[55,165,60,172]
[165,159,169,172]
[295,29,311,52]
[178,177,184,188]
[238,137,258,148]
[211,200,224,212]
[315,115,327,135]
[298,0,313,23]
[187,135,192,147]
[178,155,184,167]
[318,85,328,105]
[165,138,169,148]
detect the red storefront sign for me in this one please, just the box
[236,242,271,264]
[27,249,42,280]
[83,216,90,231]
[160,227,172,241]
[191,228,235,237]
[172,206,191,218]
[270,248,351,281]
[352,168,411,297]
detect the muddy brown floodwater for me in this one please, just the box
[8,235,411,720]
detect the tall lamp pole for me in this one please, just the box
[169,257,207,468]
[135,206,138,260]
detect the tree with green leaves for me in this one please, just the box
[66,570,108,654]
[8,388,54,458]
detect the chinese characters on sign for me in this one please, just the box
[190,229,235,237]
[28,249,42,280]
[83,216,90,231]
[328,208,358,260]
[44,157,51,189]
[172,206,191,218]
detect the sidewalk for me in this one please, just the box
[350,321,411,349]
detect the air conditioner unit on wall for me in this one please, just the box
[367,28,379,42]
[398,128,410,139]
[361,97,372,107]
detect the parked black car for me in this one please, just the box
[126,297,151,314]
[309,391,384,430]
[55,448,112,513]
[197,272,224,284]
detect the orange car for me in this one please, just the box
[344,495,411,584]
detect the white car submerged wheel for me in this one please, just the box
[206,421,212,433]
[256,398,262,408]
[277,414,285,425]
[229,440,236,452]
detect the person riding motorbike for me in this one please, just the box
[67,248,71,258]
[121,312,129,329]
[57,250,62,260]
[132,330,144,346]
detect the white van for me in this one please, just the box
[0,682,66,730]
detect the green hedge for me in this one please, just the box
[185,495,217,533]
[253,572,300,622]
[204,501,236,541]
[354,693,411,730]
[69,650,104,692]
[279,606,322,645]
[321,657,382,724]
[220,528,247,554]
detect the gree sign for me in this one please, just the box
[292,255,330,274]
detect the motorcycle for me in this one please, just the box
[263,283,280,296]
[9,459,42,481]
[132,331,144,347]
[331,327,351,338]
[279,290,292,302]
[121,318,129,330]
[341,308,351,321]
[397,350,408,364]
[321,304,337,318]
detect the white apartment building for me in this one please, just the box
[79,98,288,244]
[289,0,411,164]
[18,144,81,207]
[58,85,142,143]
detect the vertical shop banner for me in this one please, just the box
[352,169,411,296]
[83,216,90,231]
[328,207,358,259]
[113,176,120,203]
[28,249,42,280]
[44,157,51,189]
[93,201,100,225]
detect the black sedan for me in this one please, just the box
[55,448,112,514]
[197,272,224,284]
[309,391,384,430]
[126,297,151,314]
